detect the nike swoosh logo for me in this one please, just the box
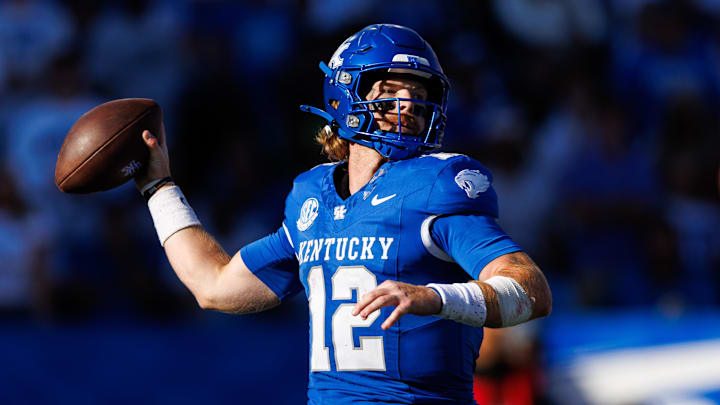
[371,193,397,206]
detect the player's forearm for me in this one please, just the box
[476,252,552,328]
[163,225,232,307]
[429,252,551,328]
[145,184,280,313]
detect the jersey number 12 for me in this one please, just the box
[307,265,386,372]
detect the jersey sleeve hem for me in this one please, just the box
[239,225,301,302]
[468,246,523,280]
[239,245,295,272]
[281,222,295,248]
[249,262,301,301]
[420,215,455,263]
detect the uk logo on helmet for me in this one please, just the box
[389,54,432,78]
[454,169,490,199]
[297,198,320,231]
[392,54,429,66]
[329,38,354,69]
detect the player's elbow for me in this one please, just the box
[195,291,218,311]
[195,290,237,313]
[534,287,552,319]
[192,284,231,312]
[538,298,552,318]
[194,287,276,314]
[528,265,552,319]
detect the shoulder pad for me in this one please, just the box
[424,154,498,217]
[293,162,337,184]
[284,162,337,217]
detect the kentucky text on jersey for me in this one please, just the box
[296,237,394,264]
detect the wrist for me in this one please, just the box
[426,286,443,314]
[147,184,201,245]
[426,282,487,327]
[134,167,172,192]
[141,176,174,201]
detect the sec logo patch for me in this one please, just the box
[297,198,320,231]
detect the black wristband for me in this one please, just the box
[142,177,174,201]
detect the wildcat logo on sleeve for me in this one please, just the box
[454,169,490,199]
[297,198,320,231]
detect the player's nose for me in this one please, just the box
[395,88,415,114]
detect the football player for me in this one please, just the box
[136,24,551,404]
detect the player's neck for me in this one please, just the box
[347,144,386,195]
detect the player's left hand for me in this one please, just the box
[353,280,442,330]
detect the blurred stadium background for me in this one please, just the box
[0,0,719,404]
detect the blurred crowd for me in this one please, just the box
[1,0,719,315]
[1,0,719,403]
[0,0,719,400]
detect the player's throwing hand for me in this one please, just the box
[134,127,171,191]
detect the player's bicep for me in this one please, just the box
[206,225,300,314]
[210,252,281,313]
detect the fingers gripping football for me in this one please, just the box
[134,126,172,190]
[353,280,442,330]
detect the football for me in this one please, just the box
[55,98,162,193]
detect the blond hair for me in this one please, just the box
[315,125,349,162]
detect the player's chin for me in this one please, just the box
[400,128,424,138]
[404,127,422,137]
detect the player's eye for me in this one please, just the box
[369,101,396,112]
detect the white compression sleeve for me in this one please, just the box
[427,276,533,327]
[147,185,201,246]
[484,276,532,327]
[426,282,487,327]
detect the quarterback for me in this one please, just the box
[136,24,551,404]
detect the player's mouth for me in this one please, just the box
[379,113,423,135]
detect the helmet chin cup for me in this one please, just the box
[302,24,450,160]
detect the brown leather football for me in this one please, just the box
[55,98,162,193]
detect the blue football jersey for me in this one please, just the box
[242,153,521,404]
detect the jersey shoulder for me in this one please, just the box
[402,152,499,217]
[285,162,338,207]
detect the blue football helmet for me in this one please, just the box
[301,24,450,160]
